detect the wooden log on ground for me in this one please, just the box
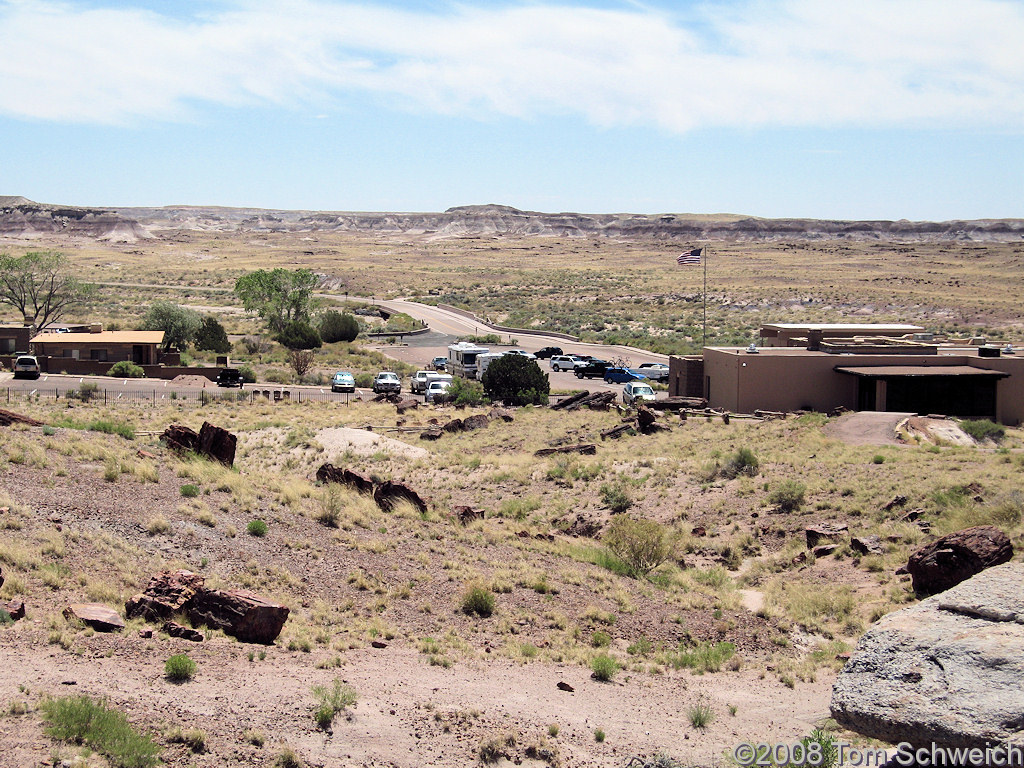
[534,443,597,457]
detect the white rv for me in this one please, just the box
[447,342,490,380]
[476,352,506,378]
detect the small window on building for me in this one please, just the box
[63,349,75,357]
[0,338,14,354]
[90,349,108,362]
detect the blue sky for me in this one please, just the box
[1,0,1023,220]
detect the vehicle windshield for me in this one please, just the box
[379,373,399,380]
[634,386,654,395]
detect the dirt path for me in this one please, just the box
[823,411,914,446]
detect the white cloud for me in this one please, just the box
[1,0,1022,130]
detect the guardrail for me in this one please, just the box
[3,387,356,406]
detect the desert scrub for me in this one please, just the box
[180,483,200,498]
[312,678,357,729]
[720,446,760,479]
[766,582,857,635]
[41,695,161,768]
[959,419,1005,442]
[166,726,206,753]
[460,584,496,617]
[316,483,344,527]
[247,519,268,537]
[659,640,736,673]
[164,653,197,682]
[599,482,633,513]
[108,360,145,378]
[590,653,619,682]
[768,480,806,512]
[688,700,715,729]
[602,514,671,578]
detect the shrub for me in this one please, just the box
[88,419,135,440]
[277,320,322,350]
[481,355,549,406]
[595,729,606,742]
[603,514,671,578]
[0,608,12,625]
[316,484,344,527]
[274,747,305,768]
[107,361,145,378]
[78,381,99,402]
[688,701,714,729]
[180,484,200,498]
[590,653,618,682]
[166,726,206,753]
[287,348,316,378]
[319,310,360,343]
[312,678,357,729]
[41,695,161,768]
[446,376,485,406]
[247,519,268,537]
[238,365,257,383]
[194,316,231,353]
[662,640,736,673]
[960,419,1005,442]
[461,584,496,617]
[164,654,197,682]
[590,630,611,648]
[599,483,632,513]
[721,446,759,479]
[871,454,885,464]
[768,480,806,512]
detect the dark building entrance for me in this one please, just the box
[836,366,1008,421]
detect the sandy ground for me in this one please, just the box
[315,426,428,460]
[822,411,915,446]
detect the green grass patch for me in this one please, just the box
[660,641,736,673]
[40,695,161,768]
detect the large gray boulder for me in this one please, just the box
[831,563,1024,749]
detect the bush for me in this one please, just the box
[768,480,806,512]
[107,361,145,378]
[238,365,257,383]
[277,320,322,350]
[194,316,231,353]
[41,695,161,768]
[447,376,486,406]
[721,447,759,479]
[88,419,135,440]
[960,419,1005,442]
[78,381,99,402]
[319,310,360,343]
[164,654,197,682]
[590,653,618,681]
[599,483,632,513]
[603,514,671,578]
[461,584,496,617]
[167,727,206,753]
[312,678,357,729]
[688,701,714,729]
[180,484,200,498]
[481,355,549,406]
[316,484,344,528]
[247,519,268,537]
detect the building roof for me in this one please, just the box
[761,323,925,332]
[835,365,1009,378]
[31,331,165,344]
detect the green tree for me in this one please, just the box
[276,320,322,350]
[141,301,201,351]
[0,251,93,331]
[233,269,319,333]
[481,355,549,406]
[318,310,359,343]
[194,316,231,353]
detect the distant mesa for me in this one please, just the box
[1,196,1022,243]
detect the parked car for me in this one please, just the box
[425,379,452,403]
[549,355,586,372]
[372,371,402,394]
[12,355,40,380]
[575,360,611,379]
[534,346,563,359]
[623,381,657,405]
[412,370,450,394]
[603,367,648,384]
[431,356,448,371]
[216,368,244,388]
[637,362,669,381]
[331,371,356,393]
[504,349,537,360]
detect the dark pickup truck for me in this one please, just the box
[216,368,244,388]
[574,360,611,379]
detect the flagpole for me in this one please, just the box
[702,246,708,347]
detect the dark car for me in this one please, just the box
[575,360,611,379]
[603,367,648,384]
[216,368,244,388]
[534,346,563,360]
[431,356,448,371]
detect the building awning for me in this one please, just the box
[835,365,1009,379]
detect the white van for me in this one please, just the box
[13,355,40,380]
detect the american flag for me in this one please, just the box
[677,247,702,266]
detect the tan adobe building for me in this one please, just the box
[670,325,1024,425]
[31,330,164,366]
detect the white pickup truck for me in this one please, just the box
[411,370,442,394]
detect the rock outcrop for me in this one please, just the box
[905,525,1013,595]
[64,603,125,632]
[161,422,237,466]
[832,563,1024,750]
[373,481,428,515]
[126,570,288,644]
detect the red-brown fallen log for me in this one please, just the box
[373,480,429,515]
[648,397,708,411]
[550,391,589,411]
[0,409,43,427]
[316,463,375,494]
[600,424,635,440]
[534,443,597,457]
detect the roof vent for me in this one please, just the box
[746,343,759,354]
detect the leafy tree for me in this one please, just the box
[141,301,201,351]
[0,251,93,331]
[318,310,359,343]
[233,268,319,333]
[276,320,321,350]
[194,316,231,353]
[481,355,549,406]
